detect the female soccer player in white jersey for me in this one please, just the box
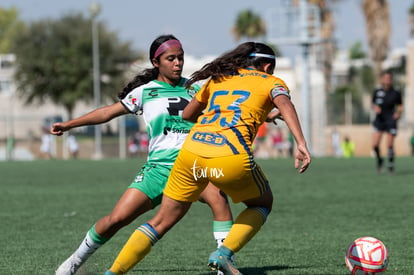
[104,42,311,275]
[50,34,233,275]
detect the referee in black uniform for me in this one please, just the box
[372,71,403,174]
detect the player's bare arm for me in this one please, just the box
[273,95,311,173]
[393,104,403,120]
[50,102,127,136]
[182,97,206,122]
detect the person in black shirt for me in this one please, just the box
[372,71,403,174]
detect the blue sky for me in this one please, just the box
[1,0,413,59]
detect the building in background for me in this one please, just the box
[1,45,413,159]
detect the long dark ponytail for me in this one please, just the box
[186,42,275,88]
[187,42,276,87]
[118,34,180,99]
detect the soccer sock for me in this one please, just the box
[387,146,394,171]
[71,225,108,264]
[107,223,159,274]
[222,207,269,253]
[213,220,233,248]
[373,146,383,169]
[373,146,381,160]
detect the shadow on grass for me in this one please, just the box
[197,264,308,275]
[124,264,351,274]
[130,265,303,274]
[239,264,306,274]
[392,168,414,176]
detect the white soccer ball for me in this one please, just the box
[345,236,388,274]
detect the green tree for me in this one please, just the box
[232,9,281,56]
[331,83,368,124]
[13,13,138,120]
[0,7,25,53]
[330,42,374,125]
[232,9,266,41]
[349,41,367,60]
[330,63,373,125]
[348,41,375,94]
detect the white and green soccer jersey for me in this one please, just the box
[121,78,199,165]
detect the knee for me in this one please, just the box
[200,189,228,206]
[247,205,272,224]
[262,190,274,212]
[244,190,273,213]
[104,212,133,229]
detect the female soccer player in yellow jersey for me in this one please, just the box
[51,34,233,275]
[104,42,311,275]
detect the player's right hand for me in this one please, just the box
[50,123,68,136]
[294,143,311,174]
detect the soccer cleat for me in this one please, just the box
[216,255,235,275]
[55,254,82,275]
[208,246,242,275]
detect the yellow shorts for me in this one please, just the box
[164,148,270,203]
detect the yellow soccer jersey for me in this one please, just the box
[183,68,290,157]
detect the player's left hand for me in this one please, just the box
[266,110,284,125]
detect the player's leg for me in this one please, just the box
[372,131,383,172]
[208,188,272,275]
[206,155,273,275]
[105,196,193,275]
[200,184,234,275]
[56,164,167,275]
[56,188,153,275]
[105,149,206,274]
[385,132,396,174]
[221,190,273,253]
[199,183,234,247]
[208,189,272,275]
[95,189,154,238]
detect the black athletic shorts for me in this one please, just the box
[373,117,397,135]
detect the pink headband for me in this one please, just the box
[154,39,183,59]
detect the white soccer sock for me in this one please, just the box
[72,232,103,263]
[214,231,229,248]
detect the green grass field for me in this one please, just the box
[1,157,413,275]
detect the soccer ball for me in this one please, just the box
[345,236,388,274]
